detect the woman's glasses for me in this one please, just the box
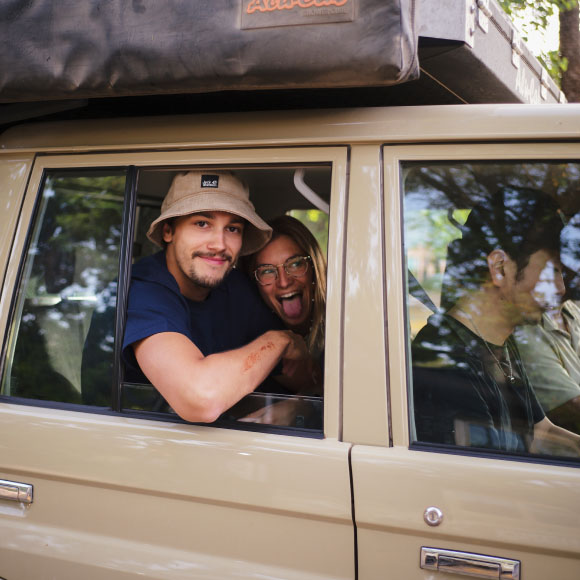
[254,255,311,286]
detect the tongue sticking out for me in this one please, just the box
[281,295,303,319]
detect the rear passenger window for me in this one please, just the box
[1,171,126,405]
[403,161,580,460]
[1,164,331,435]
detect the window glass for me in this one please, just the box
[1,171,127,405]
[403,161,580,459]
[288,209,329,257]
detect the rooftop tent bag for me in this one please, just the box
[0,0,418,103]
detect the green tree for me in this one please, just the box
[499,0,580,101]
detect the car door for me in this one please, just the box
[0,146,356,579]
[347,141,580,580]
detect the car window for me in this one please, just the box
[1,164,330,435]
[403,160,580,460]
[1,170,127,405]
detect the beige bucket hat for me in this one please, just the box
[147,170,272,256]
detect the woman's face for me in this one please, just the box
[253,235,314,334]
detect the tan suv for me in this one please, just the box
[1,104,579,579]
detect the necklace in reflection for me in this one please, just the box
[457,308,515,384]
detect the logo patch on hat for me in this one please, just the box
[201,175,219,188]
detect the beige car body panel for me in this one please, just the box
[1,105,580,578]
[0,405,353,579]
[0,154,34,290]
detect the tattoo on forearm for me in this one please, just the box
[243,341,275,372]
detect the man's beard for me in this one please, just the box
[186,252,234,289]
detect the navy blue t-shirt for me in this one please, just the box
[122,251,283,383]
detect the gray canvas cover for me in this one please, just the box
[0,0,418,103]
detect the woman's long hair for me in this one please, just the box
[248,215,327,356]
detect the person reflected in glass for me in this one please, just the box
[412,186,580,456]
[241,215,326,425]
[514,213,580,434]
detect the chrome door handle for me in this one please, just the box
[0,479,33,504]
[421,547,520,580]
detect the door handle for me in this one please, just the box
[0,479,33,504]
[421,547,520,580]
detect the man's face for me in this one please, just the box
[504,249,565,325]
[163,211,244,300]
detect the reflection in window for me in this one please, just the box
[1,171,126,406]
[403,161,580,459]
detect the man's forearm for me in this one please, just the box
[134,330,294,423]
[198,330,293,412]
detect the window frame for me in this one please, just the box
[383,141,580,465]
[0,147,349,440]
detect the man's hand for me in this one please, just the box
[275,331,322,395]
[280,331,309,374]
[281,330,310,358]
